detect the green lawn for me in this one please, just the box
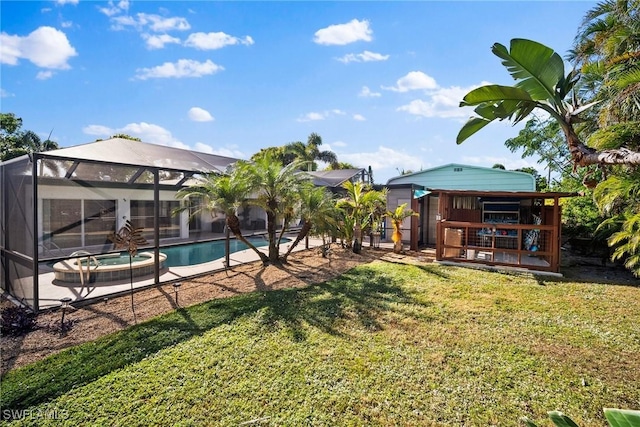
[1,260,639,426]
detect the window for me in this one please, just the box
[42,199,116,249]
[130,200,180,239]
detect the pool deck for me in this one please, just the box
[34,236,331,310]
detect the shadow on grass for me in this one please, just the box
[379,257,451,280]
[0,264,427,413]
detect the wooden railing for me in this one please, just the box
[437,220,559,272]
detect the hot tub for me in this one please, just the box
[53,251,167,284]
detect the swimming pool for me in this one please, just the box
[161,236,285,267]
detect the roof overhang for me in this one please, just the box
[426,189,579,199]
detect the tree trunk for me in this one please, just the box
[563,122,640,166]
[266,203,279,263]
[282,222,312,262]
[353,223,362,254]
[226,214,269,264]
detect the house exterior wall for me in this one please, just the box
[386,164,536,191]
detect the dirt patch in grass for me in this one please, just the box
[1,245,636,375]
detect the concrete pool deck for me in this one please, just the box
[33,236,330,310]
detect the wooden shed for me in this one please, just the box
[385,164,576,273]
[431,189,576,273]
[385,164,536,248]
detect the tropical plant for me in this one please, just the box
[323,161,358,170]
[238,153,310,263]
[1,113,59,162]
[386,203,419,253]
[284,132,338,171]
[282,184,337,262]
[175,171,269,265]
[457,37,640,275]
[593,170,640,275]
[336,181,387,254]
[109,220,148,322]
[457,38,640,167]
[522,408,640,427]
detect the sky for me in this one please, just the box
[1,0,598,184]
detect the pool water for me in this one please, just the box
[161,236,281,267]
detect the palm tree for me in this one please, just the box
[337,181,387,254]
[386,203,419,254]
[284,133,338,171]
[282,185,337,262]
[457,38,640,167]
[175,171,269,265]
[238,153,310,263]
[593,172,640,276]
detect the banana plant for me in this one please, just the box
[457,38,640,167]
[521,409,640,427]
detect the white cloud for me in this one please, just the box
[359,86,381,98]
[83,123,246,157]
[143,33,181,49]
[120,122,187,148]
[134,59,223,80]
[353,114,366,121]
[331,140,347,148]
[0,26,77,69]
[36,70,54,80]
[339,146,423,176]
[297,109,346,122]
[397,85,480,119]
[1,88,15,98]
[297,112,326,122]
[140,14,190,32]
[314,19,372,46]
[82,124,115,136]
[82,122,186,149]
[56,0,79,5]
[184,32,254,50]
[61,21,73,28]
[109,12,190,32]
[194,143,246,159]
[188,107,214,122]
[98,0,129,17]
[336,50,389,63]
[383,71,438,92]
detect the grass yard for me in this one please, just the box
[1,260,639,426]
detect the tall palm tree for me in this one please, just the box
[570,0,640,126]
[238,153,310,263]
[282,185,337,262]
[284,133,338,171]
[457,38,640,167]
[337,181,387,254]
[175,171,269,265]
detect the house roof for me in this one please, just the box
[386,163,536,191]
[305,168,365,188]
[37,138,240,174]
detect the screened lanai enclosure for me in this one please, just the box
[0,138,270,311]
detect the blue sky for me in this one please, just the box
[1,0,596,183]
